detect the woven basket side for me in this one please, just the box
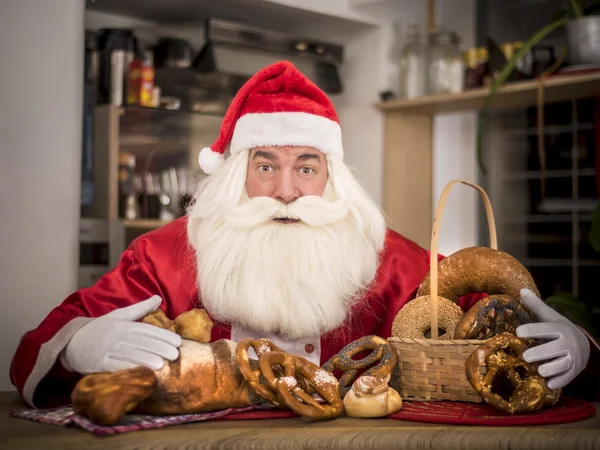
[388,337,486,346]
[388,338,486,403]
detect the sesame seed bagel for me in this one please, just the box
[417,247,540,303]
[391,295,464,340]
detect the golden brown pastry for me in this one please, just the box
[391,295,464,340]
[454,295,534,340]
[259,350,344,420]
[342,375,402,418]
[173,308,214,342]
[417,247,540,303]
[142,309,177,333]
[142,308,214,343]
[235,337,343,420]
[322,335,397,397]
[465,333,561,414]
[71,339,265,425]
[140,339,264,415]
[71,367,157,426]
[236,337,287,408]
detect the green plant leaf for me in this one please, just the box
[477,18,570,174]
[545,293,587,312]
[589,203,600,252]
[545,293,599,337]
[551,6,572,22]
[569,0,584,17]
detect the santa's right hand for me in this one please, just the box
[60,295,182,374]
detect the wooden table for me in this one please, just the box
[1,392,599,450]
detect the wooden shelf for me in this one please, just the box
[118,106,223,145]
[503,168,597,181]
[522,258,600,267]
[119,135,189,152]
[121,219,172,230]
[502,214,594,224]
[376,71,600,116]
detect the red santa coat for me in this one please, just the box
[8,217,491,408]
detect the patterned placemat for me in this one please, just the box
[10,397,595,436]
[389,397,596,426]
[9,404,293,436]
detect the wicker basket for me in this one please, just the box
[388,180,496,403]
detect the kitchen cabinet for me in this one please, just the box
[86,104,223,253]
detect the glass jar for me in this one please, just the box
[397,25,426,99]
[427,28,465,95]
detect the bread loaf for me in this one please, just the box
[71,339,265,425]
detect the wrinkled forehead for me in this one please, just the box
[248,146,326,164]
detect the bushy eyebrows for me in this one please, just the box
[297,153,321,162]
[252,150,276,161]
[252,150,322,163]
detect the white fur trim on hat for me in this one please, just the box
[230,112,343,157]
[198,147,225,174]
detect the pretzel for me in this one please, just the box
[465,333,561,414]
[322,335,397,397]
[260,351,343,420]
[454,295,534,340]
[236,338,286,407]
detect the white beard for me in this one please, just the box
[187,151,387,340]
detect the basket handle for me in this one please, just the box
[429,180,498,340]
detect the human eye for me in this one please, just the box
[258,164,273,172]
[299,167,315,175]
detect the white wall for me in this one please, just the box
[334,27,388,203]
[0,0,84,391]
[341,0,479,256]
[431,0,479,256]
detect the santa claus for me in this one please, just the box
[10,61,594,409]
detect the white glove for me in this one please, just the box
[516,288,590,390]
[61,295,182,374]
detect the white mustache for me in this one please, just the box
[224,195,349,228]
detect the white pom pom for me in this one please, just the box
[198,147,224,174]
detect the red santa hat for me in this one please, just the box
[198,60,343,174]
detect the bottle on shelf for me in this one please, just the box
[397,24,427,99]
[427,27,465,95]
[118,152,138,220]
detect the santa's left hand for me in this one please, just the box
[516,289,590,390]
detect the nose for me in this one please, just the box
[272,172,300,205]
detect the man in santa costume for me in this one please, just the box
[10,61,594,409]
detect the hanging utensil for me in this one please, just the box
[193,18,217,74]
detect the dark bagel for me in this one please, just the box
[453,295,534,340]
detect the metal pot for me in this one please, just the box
[153,38,194,69]
[566,16,600,65]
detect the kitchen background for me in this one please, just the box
[1,0,598,391]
